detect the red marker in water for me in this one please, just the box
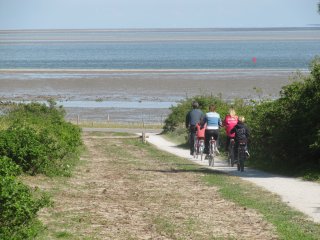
[252,57,257,64]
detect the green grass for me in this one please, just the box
[139,140,320,240]
[153,216,177,238]
[30,132,320,239]
[203,173,320,240]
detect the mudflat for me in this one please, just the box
[0,69,300,122]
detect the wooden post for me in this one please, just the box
[77,114,80,125]
[142,131,146,143]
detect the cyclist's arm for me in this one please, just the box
[185,112,190,128]
[218,117,223,128]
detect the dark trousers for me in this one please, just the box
[204,129,219,154]
[189,125,196,154]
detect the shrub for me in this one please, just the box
[0,175,50,239]
[0,156,21,177]
[247,57,320,175]
[0,101,82,176]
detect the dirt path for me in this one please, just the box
[26,132,277,239]
[146,133,320,224]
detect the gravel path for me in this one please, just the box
[146,132,320,224]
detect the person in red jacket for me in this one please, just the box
[223,108,238,151]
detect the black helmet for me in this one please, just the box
[192,101,199,108]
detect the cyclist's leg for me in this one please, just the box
[204,129,210,154]
[213,130,220,154]
[189,126,196,155]
[226,136,230,152]
[234,142,239,161]
[239,143,246,171]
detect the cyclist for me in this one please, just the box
[203,104,221,156]
[185,101,204,155]
[230,116,250,162]
[195,117,206,153]
[223,108,238,152]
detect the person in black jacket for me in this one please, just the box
[186,101,204,155]
[230,116,250,160]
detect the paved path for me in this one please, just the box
[146,132,320,224]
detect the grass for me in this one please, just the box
[203,173,320,240]
[153,216,177,238]
[140,140,320,240]
[28,131,320,239]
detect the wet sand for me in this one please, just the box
[0,69,301,123]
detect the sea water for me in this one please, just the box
[1,28,320,71]
[1,28,320,122]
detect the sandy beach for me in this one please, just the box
[0,69,301,123]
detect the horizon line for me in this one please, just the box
[1,26,320,32]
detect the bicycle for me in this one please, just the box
[228,138,235,167]
[237,142,247,172]
[194,136,205,160]
[208,136,216,167]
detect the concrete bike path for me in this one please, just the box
[146,133,320,224]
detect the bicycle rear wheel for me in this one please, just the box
[208,142,215,167]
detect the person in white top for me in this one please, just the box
[203,104,221,155]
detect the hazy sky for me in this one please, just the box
[0,0,319,29]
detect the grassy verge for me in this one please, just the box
[141,140,320,240]
[27,132,320,239]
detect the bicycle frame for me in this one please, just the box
[194,136,205,160]
[208,137,216,167]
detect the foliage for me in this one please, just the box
[0,156,21,177]
[0,101,82,176]
[247,57,320,176]
[163,58,320,178]
[0,101,81,239]
[0,175,50,240]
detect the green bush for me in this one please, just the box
[247,57,320,175]
[0,101,82,176]
[0,156,21,177]
[0,175,50,240]
[163,58,320,178]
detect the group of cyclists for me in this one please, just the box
[185,101,250,168]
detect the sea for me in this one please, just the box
[1,28,320,123]
[1,28,320,70]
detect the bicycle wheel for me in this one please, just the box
[209,140,215,167]
[199,140,204,161]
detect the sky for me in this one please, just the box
[0,0,319,30]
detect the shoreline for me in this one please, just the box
[0,69,302,122]
[0,68,308,73]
